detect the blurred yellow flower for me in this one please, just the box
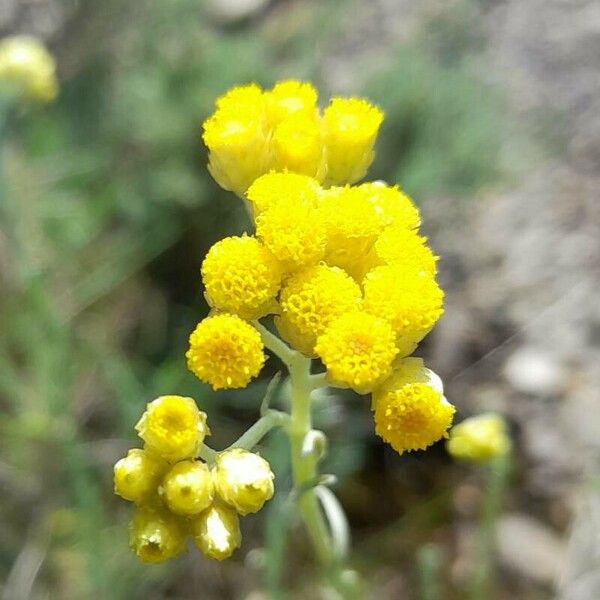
[447,413,511,463]
[113,448,167,504]
[190,503,242,561]
[0,36,58,103]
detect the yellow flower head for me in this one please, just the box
[0,36,58,103]
[129,506,187,564]
[266,80,318,126]
[322,97,383,186]
[447,413,512,463]
[372,358,455,454]
[315,311,398,393]
[187,314,266,390]
[319,186,383,279]
[202,99,270,195]
[201,234,282,319]
[366,226,438,278]
[277,263,362,356]
[135,396,209,463]
[113,448,168,504]
[358,182,421,230]
[213,448,275,515]
[363,265,444,340]
[215,83,265,112]
[246,171,322,215]
[255,194,326,272]
[161,460,214,516]
[190,502,242,561]
[272,112,326,179]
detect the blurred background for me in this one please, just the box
[1,0,599,598]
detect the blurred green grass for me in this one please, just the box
[0,1,523,597]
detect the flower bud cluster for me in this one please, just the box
[114,395,274,563]
[202,81,383,195]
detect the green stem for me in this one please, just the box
[228,410,289,451]
[254,321,296,369]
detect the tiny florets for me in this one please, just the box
[358,182,421,230]
[363,265,444,341]
[201,234,282,319]
[213,448,275,515]
[246,171,322,215]
[113,448,168,504]
[372,359,455,454]
[322,97,383,186]
[266,80,318,126]
[277,263,362,356]
[447,413,512,463]
[161,460,214,516]
[129,506,187,564]
[315,311,398,393]
[187,314,266,390]
[190,503,242,561]
[135,396,209,463]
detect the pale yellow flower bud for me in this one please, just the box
[161,460,214,516]
[447,413,511,463]
[129,506,186,564]
[135,395,209,463]
[113,448,168,504]
[0,36,58,103]
[213,448,274,515]
[190,503,241,561]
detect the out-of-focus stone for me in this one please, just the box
[504,347,568,397]
[207,0,268,22]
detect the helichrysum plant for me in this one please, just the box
[115,80,505,577]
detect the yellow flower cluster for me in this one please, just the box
[0,36,58,103]
[202,81,383,195]
[114,395,274,563]
[193,80,456,454]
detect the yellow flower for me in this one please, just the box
[319,186,382,279]
[190,503,242,561]
[135,395,209,463]
[129,506,187,564]
[161,460,214,516]
[187,314,266,390]
[372,358,455,454]
[202,96,270,195]
[322,98,383,186]
[0,36,58,103]
[272,112,326,179]
[447,414,511,463]
[277,263,362,356]
[213,448,275,515]
[358,182,421,230]
[113,449,168,504]
[216,83,265,112]
[246,171,322,215]
[359,226,437,282]
[266,80,318,126]
[315,311,398,393]
[363,265,444,341]
[255,193,326,272]
[201,234,282,319]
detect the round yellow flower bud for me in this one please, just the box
[246,171,322,215]
[358,182,421,230]
[322,97,383,186]
[0,36,58,103]
[363,265,444,340]
[129,506,186,564]
[213,448,275,515]
[315,311,398,393]
[113,449,168,504]
[215,83,265,112]
[255,194,326,272]
[372,358,455,454]
[161,460,214,516]
[202,97,270,195]
[190,503,242,561]
[447,414,511,463]
[272,113,326,180]
[277,263,362,356]
[135,395,209,463]
[186,314,266,390]
[266,80,318,126]
[201,234,282,320]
